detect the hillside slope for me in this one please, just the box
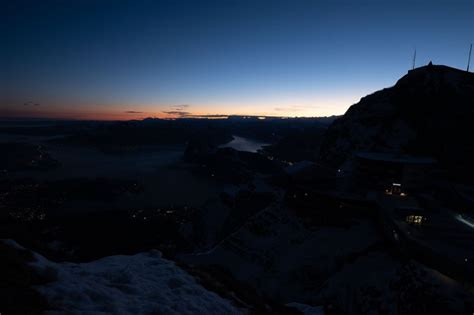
[319,64,474,180]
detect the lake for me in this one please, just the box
[219,135,268,153]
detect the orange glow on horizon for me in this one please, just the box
[0,93,359,120]
[0,107,343,121]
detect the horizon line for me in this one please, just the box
[0,113,341,122]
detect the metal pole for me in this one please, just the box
[412,49,416,70]
[468,44,472,72]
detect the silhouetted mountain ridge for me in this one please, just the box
[319,64,474,180]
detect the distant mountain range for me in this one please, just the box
[319,64,474,180]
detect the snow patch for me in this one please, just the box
[3,240,245,315]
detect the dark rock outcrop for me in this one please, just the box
[319,64,474,180]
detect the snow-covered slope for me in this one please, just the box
[317,251,474,314]
[182,205,381,303]
[2,239,245,315]
[180,205,474,313]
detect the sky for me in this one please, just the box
[1,0,473,120]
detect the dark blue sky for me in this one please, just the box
[1,0,473,119]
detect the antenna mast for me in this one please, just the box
[412,48,417,70]
[468,43,472,72]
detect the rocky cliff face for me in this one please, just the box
[319,64,474,178]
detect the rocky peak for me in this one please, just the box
[319,64,474,179]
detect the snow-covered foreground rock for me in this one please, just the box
[3,240,245,315]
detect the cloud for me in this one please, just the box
[274,107,295,112]
[170,104,189,110]
[188,114,228,118]
[23,102,40,106]
[179,114,229,119]
[162,110,192,117]
[274,105,318,112]
[163,104,192,117]
[124,110,143,114]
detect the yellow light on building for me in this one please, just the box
[406,215,425,225]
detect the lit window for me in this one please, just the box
[388,183,403,195]
[406,215,425,225]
